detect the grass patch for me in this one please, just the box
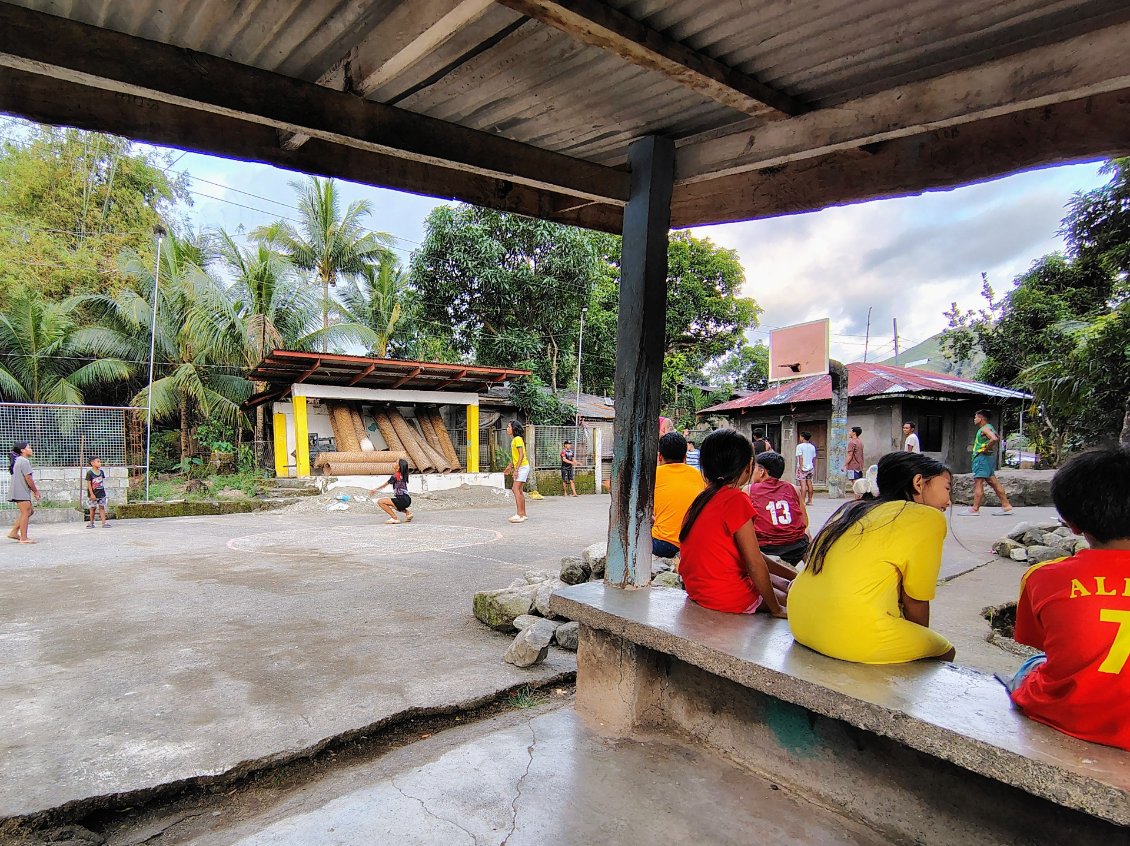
[505,685,549,710]
[130,470,269,503]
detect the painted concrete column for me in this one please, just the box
[606,135,675,588]
[827,359,848,498]
[466,403,479,473]
[593,427,602,491]
[272,412,289,478]
[293,395,311,478]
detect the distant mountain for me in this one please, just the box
[876,332,983,379]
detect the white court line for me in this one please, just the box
[225,523,504,557]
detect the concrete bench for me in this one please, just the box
[551,582,1129,845]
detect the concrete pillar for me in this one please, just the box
[272,412,289,478]
[466,403,479,473]
[606,135,675,588]
[293,395,311,478]
[827,360,848,498]
[593,427,602,492]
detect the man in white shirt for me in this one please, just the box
[903,421,921,453]
[794,431,817,505]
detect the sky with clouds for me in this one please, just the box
[161,144,1107,365]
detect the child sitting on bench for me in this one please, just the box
[747,451,809,565]
[1003,447,1130,751]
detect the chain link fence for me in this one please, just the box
[529,425,594,469]
[0,403,142,509]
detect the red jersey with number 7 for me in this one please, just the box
[1012,549,1130,751]
[747,478,808,545]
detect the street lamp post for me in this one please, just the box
[575,307,587,430]
[144,225,166,502]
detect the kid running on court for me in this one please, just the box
[677,429,795,617]
[369,458,414,525]
[85,456,111,528]
[1002,446,1130,751]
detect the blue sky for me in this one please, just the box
[165,145,1107,363]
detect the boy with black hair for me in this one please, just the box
[961,409,1014,516]
[794,431,816,506]
[1003,447,1130,750]
[749,451,809,564]
[85,456,110,528]
[651,432,704,558]
[560,439,579,497]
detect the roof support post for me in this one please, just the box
[606,135,674,588]
[827,360,848,499]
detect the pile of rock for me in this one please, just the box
[560,541,685,590]
[992,520,1087,564]
[473,569,578,668]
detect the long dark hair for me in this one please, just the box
[679,429,753,542]
[9,441,28,475]
[394,458,409,484]
[806,451,951,575]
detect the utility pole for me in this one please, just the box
[144,225,166,502]
[575,306,587,429]
[863,306,872,363]
[892,318,900,366]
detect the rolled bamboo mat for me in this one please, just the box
[349,406,373,450]
[418,436,456,473]
[428,409,461,468]
[320,461,398,476]
[314,450,408,468]
[418,412,441,451]
[372,410,404,452]
[388,408,434,471]
[330,404,361,452]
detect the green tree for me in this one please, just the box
[337,255,409,358]
[0,286,129,403]
[0,124,188,304]
[1063,157,1130,286]
[255,177,393,351]
[708,341,770,393]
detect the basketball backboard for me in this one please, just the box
[768,319,830,382]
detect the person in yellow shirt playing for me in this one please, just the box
[787,451,957,664]
[503,420,530,524]
[652,432,706,558]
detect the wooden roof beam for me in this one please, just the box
[0,3,629,207]
[676,19,1130,184]
[436,370,470,390]
[347,363,378,386]
[391,368,424,389]
[494,0,804,119]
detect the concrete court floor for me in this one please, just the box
[0,491,1055,822]
[101,702,894,846]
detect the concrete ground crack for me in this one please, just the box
[500,719,537,846]
[389,776,478,846]
[132,811,207,844]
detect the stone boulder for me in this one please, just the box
[582,542,608,578]
[513,614,541,631]
[653,571,684,590]
[533,578,566,618]
[950,469,1055,507]
[1009,548,1030,562]
[992,537,1024,557]
[503,619,557,667]
[651,556,673,577]
[473,588,534,632]
[555,621,580,651]
[1007,521,1062,542]
[1026,545,1068,564]
[560,556,592,585]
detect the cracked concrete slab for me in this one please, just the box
[110,703,893,846]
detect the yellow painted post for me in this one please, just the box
[466,404,479,473]
[294,396,311,478]
[272,412,289,477]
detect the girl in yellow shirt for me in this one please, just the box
[787,452,957,664]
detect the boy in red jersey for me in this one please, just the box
[1003,447,1130,751]
[748,451,810,565]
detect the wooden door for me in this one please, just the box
[797,420,828,484]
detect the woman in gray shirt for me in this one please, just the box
[7,441,40,544]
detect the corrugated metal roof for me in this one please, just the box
[702,363,1030,413]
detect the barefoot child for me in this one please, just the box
[677,429,794,617]
[85,457,111,528]
[1002,447,1130,750]
[7,441,40,544]
[369,458,414,525]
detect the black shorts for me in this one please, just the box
[561,466,575,481]
[391,494,412,512]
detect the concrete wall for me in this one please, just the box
[0,465,128,506]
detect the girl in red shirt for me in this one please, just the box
[678,429,795,616]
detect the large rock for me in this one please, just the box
[533,578,565,618]
[560,556,592,585]
[473,588,534,632]
[992,537,1025,557]
[513,614,541,631]
[1073,538,1090,554]
[1009,548,1030,562]
[1007,521,1061,542]
[1020,529,1048,547]
[503,619,557,667]
[653,571,684,590]
[651,556,673,576]
[1026,545,1068,564]
[523,569,556,584]
[582,542,607,578]
[951,470,1055,507]
[554,621,579,651]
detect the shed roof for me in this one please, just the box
[2,1,1128,232]
[702,363,1029,413]
[242,350,529,409]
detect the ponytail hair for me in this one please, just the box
[397,457,409,484]
[9,441,28,475]
[806,451,951,575]
[679,429,753,542]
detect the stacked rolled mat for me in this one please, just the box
[319,402,463,475]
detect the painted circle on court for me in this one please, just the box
[227,523,502,557]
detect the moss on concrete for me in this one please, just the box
[111,499,288,520]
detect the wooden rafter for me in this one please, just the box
[297,360,324,384]
[391,368,424,389]
[436,370,470,390]
[347,363,378,386]
[0,3,629,206]
[494,0,804,119]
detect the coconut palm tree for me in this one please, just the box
[0,285,130,403]
[336,255,409,358]
[73,233,251,461]
[253,177,394,352]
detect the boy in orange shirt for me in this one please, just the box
[1003,447,1130,751]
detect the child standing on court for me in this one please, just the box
[1003,447,1130,751]
[503,420,530,523]
[678,429,795,617]
[369,458,414,525]
[560,439,579,497]
[85,456,110,528]
[794,431,816,506]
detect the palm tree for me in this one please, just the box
[73,234,251,461]
[0,285,130,403]
[253,177,394,351]
[337,256,409,358]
